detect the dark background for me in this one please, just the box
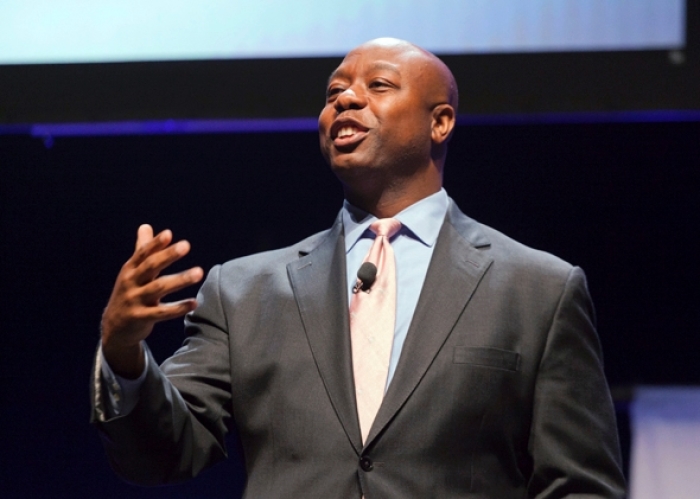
[1,119,699,497]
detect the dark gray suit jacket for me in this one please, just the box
[92,200,625,498]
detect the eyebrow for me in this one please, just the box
[327,62,401,87]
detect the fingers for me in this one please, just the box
[140,267,204,305]
[134,240,192,285]
[134,298,199,323]
[130,227,173,268]
[101,294,198,354]
[122,225,201,301]
[135,224,155,251]
[101,226,202,365]
[127,226,192,287]
[155,298,199,319]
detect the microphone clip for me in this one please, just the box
[353,262,377,294]
[353,280,371,294]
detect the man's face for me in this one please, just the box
[318,44,434,181]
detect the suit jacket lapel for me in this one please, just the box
[366,200,493,446]
[287,214,363,454]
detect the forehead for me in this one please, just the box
[329,45,425,82]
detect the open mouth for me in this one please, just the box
[331,121,369,147]
[337,126,362,138]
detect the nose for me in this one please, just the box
[334,86,366,112]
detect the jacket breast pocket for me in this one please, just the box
[453,346,521,372]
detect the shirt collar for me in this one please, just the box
[342,188,449,253]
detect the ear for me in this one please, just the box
[431,104,456,145]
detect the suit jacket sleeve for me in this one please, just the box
[527,266,625,498]
[91,264,233,485]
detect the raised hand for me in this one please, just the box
[101,224,204,378]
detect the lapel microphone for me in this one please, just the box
[352,262,377,294]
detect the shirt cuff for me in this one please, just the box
[98,343,148,418]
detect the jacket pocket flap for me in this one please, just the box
[453,346,520,372]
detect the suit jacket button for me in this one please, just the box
[360,456,373,472]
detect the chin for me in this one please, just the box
[330,157,373,173]
[329,148,375,168]
[332,162,385,190]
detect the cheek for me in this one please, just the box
[387,114,430,147]
[319,101,341,131]
[318,133,329,162]
[317,112,332,148]
[318,109,331,135]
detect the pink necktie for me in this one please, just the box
[350,218,402,444]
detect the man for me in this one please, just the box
[93,38,625,498]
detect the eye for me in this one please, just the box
[326,86,344,102]
[369,79,392,90]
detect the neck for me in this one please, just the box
[344,177,442,218]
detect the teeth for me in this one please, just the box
[337,126,358,138]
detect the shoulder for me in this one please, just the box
[481,223,573,274]
[213,227,333,281]
[446,199,577,284]
[194,227,336,305]
[445,201,596,334]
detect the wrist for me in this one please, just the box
[101,340,145,380]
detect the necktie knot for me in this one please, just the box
[370,218,401,239]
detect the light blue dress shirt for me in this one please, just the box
[102,189,449,415]
[342,188,448,390]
